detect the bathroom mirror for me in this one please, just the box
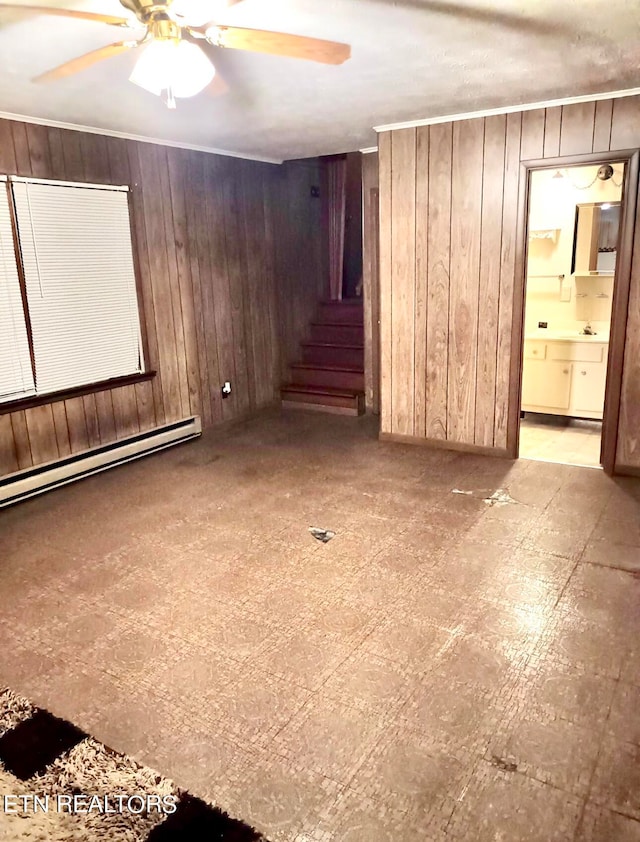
[572,201,621,274]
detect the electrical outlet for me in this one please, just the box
[310,185,320,198]
[221,381,232,399]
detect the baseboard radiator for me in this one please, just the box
[0,416,202,509]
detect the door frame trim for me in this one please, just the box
[509,148,640,474]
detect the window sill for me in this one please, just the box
[0,371,156,415]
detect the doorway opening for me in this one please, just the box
[519,161,625,469]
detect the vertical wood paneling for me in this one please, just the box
[378,131,393,435]
[261,169,280,404]
[241,161,269,409]
[51,403,71,458]
[494,112,522,449]
[0,120,324,477]
[10,121,31,175]
[46,127,66,175]
[157,146,191,421]
[610,97,640,150]
[375,93,640,470]
[475,115,506,448]
[64,398,89,453]
[617,181,640,465]
[185,150,216,426]
[24,405,59,464]
[94,392,117,443]
[560,102,596,155]
[543,107,562,158]
[390,128,416,436]
[25,123,52,178]
[10,412,31,469]
[0,416,19,475]
[83,395,101,448]
[414,127,429,437]
[250,163,277,407]
[223,172,250,412]
[361,153,380,414]
[60,129,86,181]
[520,108,545,160]
[593,100,613,152]
[137,144,184,426]
[520,109,545,161]
[106,135,151,436]
[205,159,238,418]
[0,119,17,172]
[166,148,201,419]
[447,119,484,443]
[111,385,140,439]
[80,132,110,184]
[195,153,225,424]
[425,122,452,440]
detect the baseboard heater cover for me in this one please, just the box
[0,416,202,508]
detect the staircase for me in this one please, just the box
[281,299,365,416]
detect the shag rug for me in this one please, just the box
[0,688,266,841]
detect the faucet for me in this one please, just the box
[582,322,596,336]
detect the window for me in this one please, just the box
[0,176,145,405]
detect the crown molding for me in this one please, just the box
[0,111,284,164]
[373,87,640,133]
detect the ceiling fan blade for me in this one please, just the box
[33,40,137,83]
[204,25,351,65]
[0,3,131,26]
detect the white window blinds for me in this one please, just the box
[0,185,35,402]
[11,180,143,396]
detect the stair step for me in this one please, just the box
[281,384,364,416]
[290,363,364,391]
[310,322,364,344]
[301,342,364,368]
[317,300,364,325]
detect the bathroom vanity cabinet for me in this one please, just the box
[521,338,608,419]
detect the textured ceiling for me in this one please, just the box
[0,0,639,162]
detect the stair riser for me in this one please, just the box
[281,389,364,415]
[291,367,364,391]
[309,324,364,344]
[317,303,363,325]
[302,346,364,367]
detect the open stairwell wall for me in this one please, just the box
[0,118,325,477]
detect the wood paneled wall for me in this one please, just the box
[272,160,325,378]
[362,152,380,412]
[0,119,324,477]
[377,94,640,470]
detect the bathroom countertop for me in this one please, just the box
[525,331,609,344]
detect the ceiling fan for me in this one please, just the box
[0,0,351,107]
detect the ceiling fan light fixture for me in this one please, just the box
[171,0,228,27]
[129,38,215,101]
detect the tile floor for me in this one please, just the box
[520,413,603,468]
[1,409,639,841]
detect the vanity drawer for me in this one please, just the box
[524,342,547,360]
[549,343,605,363]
